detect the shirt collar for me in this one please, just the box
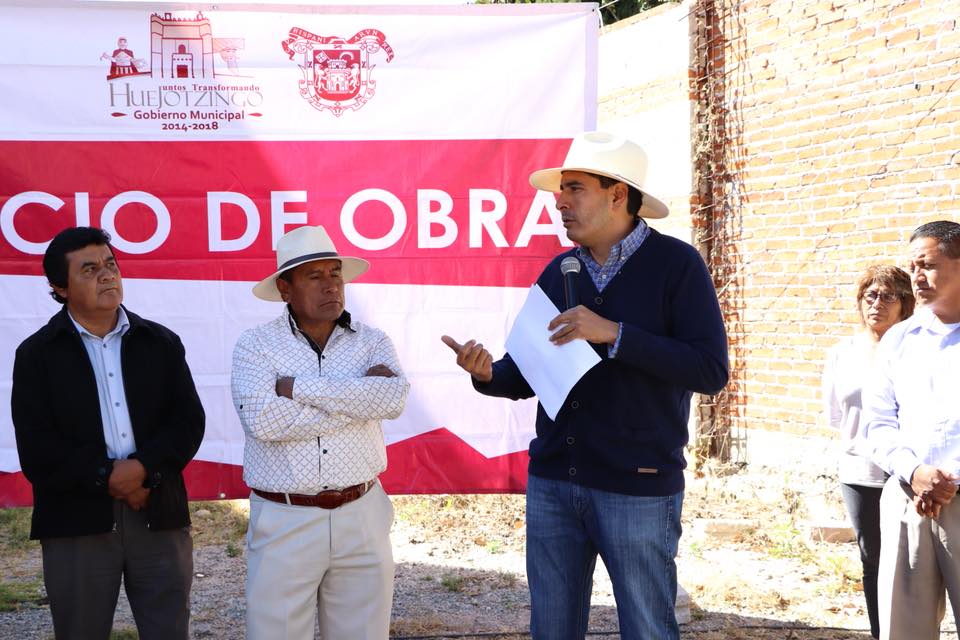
[68,306,130,340]
[916,306,960,336]
[285,304,355,336]
[576,218,649,266]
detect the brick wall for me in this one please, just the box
[600,0,960,439]
[700,0,960,436]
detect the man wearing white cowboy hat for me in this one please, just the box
[231,225,409,640]
[443,132,728,639]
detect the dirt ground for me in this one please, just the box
[1,428,958,639]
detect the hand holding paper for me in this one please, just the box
[548,305,620,346]
[505,284,601,419]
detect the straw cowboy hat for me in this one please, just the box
[252,225,369,301]
[528,131,669,219]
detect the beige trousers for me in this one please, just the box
[245,481,395,640]
[878,477,960,640]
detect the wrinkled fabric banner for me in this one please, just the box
[0,2,598,504]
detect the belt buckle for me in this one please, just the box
[315,488,345,509]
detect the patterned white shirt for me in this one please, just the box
[232,307,409,493]
[862,307,960,483]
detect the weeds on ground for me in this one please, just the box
[0,507,35,554]
[189,500,248,548]
[440,573,464,592]
[761,520,815,561]
[687,539,705,559]
[689,574,791,612]
[393,495,473,525]
[391,614,465,638]
[0,579,45,612]
[817,551,862,595]
[435,569,517,596]
[392,496,434,523]
[753,515,859,596]
[109,628,139,639]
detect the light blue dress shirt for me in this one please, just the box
[69,308,136,460]
[862,307,960,483]
[576,219,650,358]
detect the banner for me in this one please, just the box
[0,2,598,503]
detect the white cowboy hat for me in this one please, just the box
[252,225,369,301]
[528,131,669,219]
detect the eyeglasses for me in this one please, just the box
[863,291,899,305]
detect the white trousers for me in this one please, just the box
[245,482,395,640]
[879,477,960,640]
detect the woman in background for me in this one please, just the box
[822,265,915,639]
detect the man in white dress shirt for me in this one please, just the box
[231,225,409,640]
[863,220,960,640]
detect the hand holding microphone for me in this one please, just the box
[550,256,619,346]
[561,256,580,310]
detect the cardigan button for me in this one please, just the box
[570,400,580,409]
[566,436,575,445]
[568,467,577,477]
[594,296,603,304]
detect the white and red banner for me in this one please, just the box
[0,2,598,503]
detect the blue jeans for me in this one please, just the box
[525,473,683,640]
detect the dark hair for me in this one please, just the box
[910,220,960,258]
[595,175,644,221]
[856,265,915,324]
[42,227,114,304]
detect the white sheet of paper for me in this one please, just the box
[504,284,602,420]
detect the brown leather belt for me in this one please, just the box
[253,480,375,509]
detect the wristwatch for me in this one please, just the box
[127,452,162,489]
[143,469,162,489]
[95,459,114,489]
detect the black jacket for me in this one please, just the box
[11,306,205,539]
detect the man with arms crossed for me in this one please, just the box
[12,226,205,639]
[863,220,960,640]
[443,132,729,639]
[232,225,409,640]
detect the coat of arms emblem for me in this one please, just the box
[281,28,394,116]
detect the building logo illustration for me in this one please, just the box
[101,36,149,79]
[281,28,394,117]
[102,11,245,81]
[101,11,262,128]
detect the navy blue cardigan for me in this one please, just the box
[475,229,729,496]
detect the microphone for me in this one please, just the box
[560,256,581,310]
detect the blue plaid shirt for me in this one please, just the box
[576,219,651,357]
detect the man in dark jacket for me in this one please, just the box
[443,132,729,639]
[11,227,205,640]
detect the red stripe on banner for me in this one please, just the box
[0,139,572,288]
[183,460,250,501]
[0,430,528,507]
[0,471,32,508]
[380,428,528,494]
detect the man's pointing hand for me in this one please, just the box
[442,335,493,383]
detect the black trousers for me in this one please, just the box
[40,501,193,640]
[841,482,884,639]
